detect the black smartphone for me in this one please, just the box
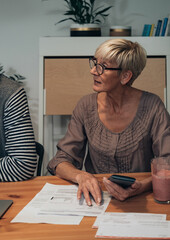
[108,175,136,188]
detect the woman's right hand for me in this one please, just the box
[76,171,102,206]
[55,162,102,206]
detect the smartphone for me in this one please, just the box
[108,175,136,188]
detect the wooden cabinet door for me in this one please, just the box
[45,58,92,115]
[133,57,166,103]
[44,57,166,115]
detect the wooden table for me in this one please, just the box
[0,172,170,240]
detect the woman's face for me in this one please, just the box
[90,58,122,93]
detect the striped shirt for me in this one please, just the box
[0,87,37,181]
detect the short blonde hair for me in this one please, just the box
[94,39,147,85]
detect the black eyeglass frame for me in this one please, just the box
[89,57,122,76]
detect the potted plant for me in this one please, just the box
[0,64,26,83]
[56,0,112,36]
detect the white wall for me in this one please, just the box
[0,0,170,140]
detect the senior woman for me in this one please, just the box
[48,39,170,205]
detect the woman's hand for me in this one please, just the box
[76,171,102,206]
[103,176,152,201]
[55,162,102,206]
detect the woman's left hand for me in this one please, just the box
[103,176,148,201]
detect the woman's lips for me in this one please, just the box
[94,79,101,84]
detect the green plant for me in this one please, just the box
[0,64,26,83]
[0,65,4,75]
[57,0,112,25]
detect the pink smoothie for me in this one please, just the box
[152,169,170,202]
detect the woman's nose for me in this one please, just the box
[90,66,97,75]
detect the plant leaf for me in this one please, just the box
[89,0,95,5]
[0,65,4,74]
[94,6,112,16]
[9,74,26,83]
[56,17,77,24]
[57,0,112,25]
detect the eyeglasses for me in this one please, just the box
[89,57,122,76]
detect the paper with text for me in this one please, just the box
[95,213,170,239]
[93,212,167,228]
[37,183,111,216]
[11,183,111,225]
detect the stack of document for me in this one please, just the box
[11,183,111,225]
[11,182,170,238]
[94,212,170,239]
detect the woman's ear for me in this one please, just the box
[120,70,133,85]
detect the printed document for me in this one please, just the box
[11,183,111,225]
[95,212,170,239]
[93,212,167,228]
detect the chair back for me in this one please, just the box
[35,141,44,176]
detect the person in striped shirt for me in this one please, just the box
[0,74,37,181]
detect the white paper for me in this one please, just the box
[95,213,170,239]
[12,210,83,225]
[96,221,170,239]
[11,183,83,225]
[93,212,167,228]
[38,183,111,217]
[11,183,111,225]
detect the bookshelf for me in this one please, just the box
[142,15,170,36]
[39,37,170,174]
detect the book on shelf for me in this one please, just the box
[165,14,170,36]
[155,19,162,36]
[142,24,148,36]
[142,24,152,36]
[161,17,168,36]
[141,15,170,37]
[149,24,155,36]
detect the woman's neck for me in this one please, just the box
[98,86,134,114]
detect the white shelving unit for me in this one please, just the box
[39,37,170,175]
